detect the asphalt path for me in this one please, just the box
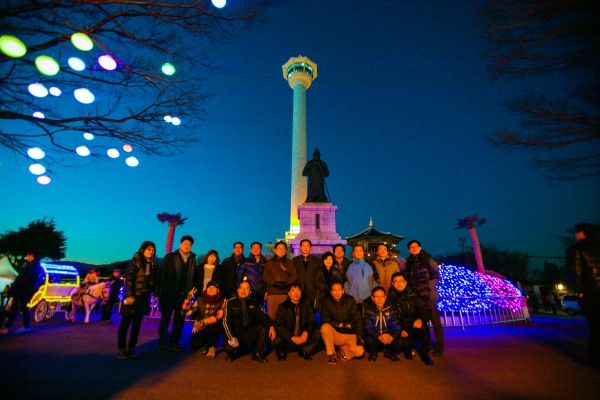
[1,311,598,399]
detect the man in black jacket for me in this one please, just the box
[157,235,196,353]
[221,242,245,299]
[100,269,123,323]
[292,239,320,307]
[566,223,600,362]
[272,283,321,361]
[320,282,364,365]
[388,272,433,366]
[223,281,276,363]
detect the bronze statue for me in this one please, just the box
[302,148,329,202]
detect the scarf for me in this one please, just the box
[202,290,222,305]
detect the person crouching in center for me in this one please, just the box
[189,280,225,359]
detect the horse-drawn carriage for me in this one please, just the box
[28,263,80,322]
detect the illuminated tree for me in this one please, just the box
[478,0,600,181]
[0,217,66,271]
[157,212,188,255]
[455,214,487,274]
[0,1,263,166]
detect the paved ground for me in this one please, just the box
[1,311,598,400]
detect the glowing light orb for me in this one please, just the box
[37,175,51,185]
[161,63,176,75]
[126,156,139,167]
[32,111,45,119]
[35,55,60,76]
[27,147,45,160]
[98,55,117,70]
[29,164,46,175]
[49,87,61,96]
[83,133,94,140]
[212,0,226,8]
[107,148,119,158]
[75,146,90,156]
[437,265,492,313]
[68,57,86,71]
[122,144,133,152]
[74,88,95,104]
[0,35,27,58]
[171,117,181,126]
[71,33,93,51]
[164,115,172,123]
[28,83,48,98]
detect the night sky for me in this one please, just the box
[1,1,598,266]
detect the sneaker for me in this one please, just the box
[158,345,168,354]
[197,346,208,354]
[116,349,129,359]
[14,327,30,334]
[327,354,337,365]
[168,343,182,353]
[0,327,8,334]
[206,347,216,359]
[127,348,139,358]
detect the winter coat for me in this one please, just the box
[566,237,600,297]
[293,254,320,303]
[158,250,196,308]
[320,293,364,338]
[362,298,402,340]
[371,258,400,294]
[274,297,318,342]
[333,257,352,283]
[344,259,376,304]
[8,259,43,299]
[121,253,158,317]
[314,264,344,311]
[221,254,245,298]
[195,263,224,292]
[263,256,297,296]
[387,284,432,331]
[223,295,273,340]
[107,276,123,302]
[403,250,439,300]
[236,255,267,298]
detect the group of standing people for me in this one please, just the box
[116,235,444,365]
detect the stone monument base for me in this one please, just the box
[289,202,346,256]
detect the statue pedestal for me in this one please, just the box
[289,203,346,256]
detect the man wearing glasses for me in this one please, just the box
[403,240,444,357]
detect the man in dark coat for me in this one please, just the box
[0,252,44,334]
[101,269,124,323]
[333,243,351,283]
[222,281,275,363]
[236,242,267,300]
[388,272,433,366]
[272,283,321,361]
[566,223,600,362]
[292,239,320,307]
[156,235,196,352]
[404,239,443,356]
[221,242,245,298]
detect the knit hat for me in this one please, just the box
[206,280,219,290]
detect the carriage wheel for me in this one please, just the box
[34,301,48,322]
[46,302,61,319]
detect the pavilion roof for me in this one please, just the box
[345,218,404,245]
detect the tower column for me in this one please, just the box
[290,82,307,235]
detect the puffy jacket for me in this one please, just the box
[388,284,432,330]
[344,259,376,304]
[371,258,400,294]
[362,297,401,340]
[566,237,600,296]
[263,256,297,296]
[320,293,364,338]
[223,295,273,339]
[334,257,352,282]
[293,254,320,302]
[125,253,158,299]
[403,250,439,300]
[275,297,318,342]
[237,255,267,298]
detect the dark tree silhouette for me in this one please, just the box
[0,0,263,167]
[0,217,67,270]
[478,0,600,181]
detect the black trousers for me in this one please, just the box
[400,324,431,356]
[118,315,143,349]
[272,329,322,355]
[158,304,185,346]
[364,335,402,356]
[190,323,223,350]
[101,300,117,321]
[222,324,267,357]
[582,295,600,359]
[2,296,30,329]
[428,299,445,352]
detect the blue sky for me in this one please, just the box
[1,1,598,266]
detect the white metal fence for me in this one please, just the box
[438,295,529,329]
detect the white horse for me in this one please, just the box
[68,281,111,323]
